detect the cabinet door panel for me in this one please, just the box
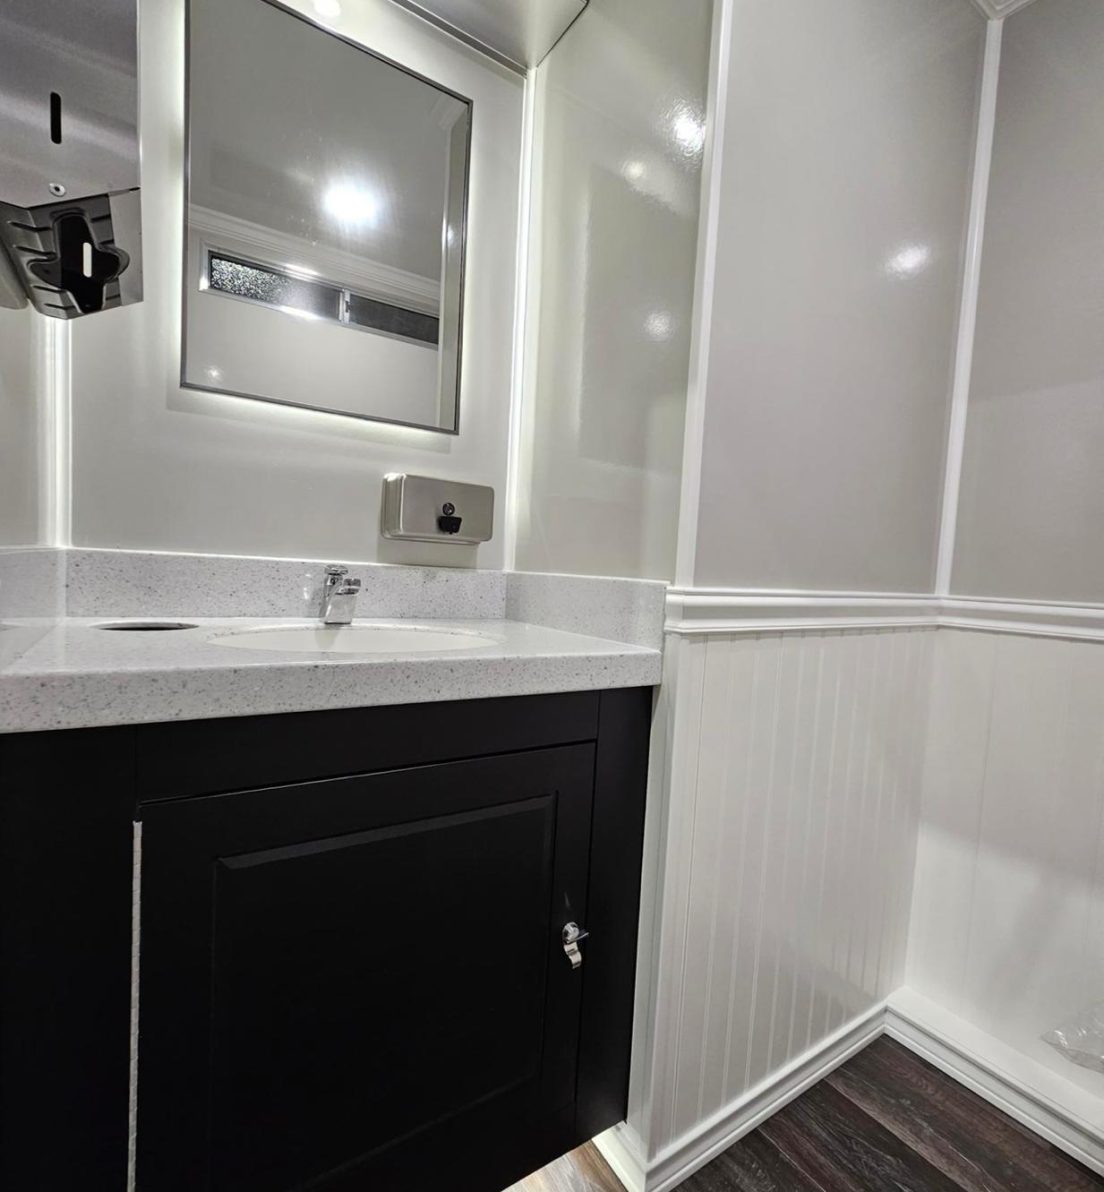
[138,746,594,1192]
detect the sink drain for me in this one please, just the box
[94,622,199,631]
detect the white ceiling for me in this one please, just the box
[188,0,468,281]
[388,0,587,70]
[968,0,1042,18]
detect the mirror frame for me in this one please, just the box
[180,0,473,435]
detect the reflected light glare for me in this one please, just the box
[645,310,674,342]
[278,305,321,321]
[622,160,646,184]
[323,182,380,229]
[672,109,705,157]
[886,243,932,278]
[206,366,222,381]
[313,0,341,18]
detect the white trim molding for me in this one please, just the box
[596,993,1104,1190]
[941,596,1104,642]
[666,589,1104,643]
[968,0,1040,18]
[596,1003,887,1192]
[887,989,1104,1177]
[935,16,1002,596]
[666,589,941,635]
[674,0,734,588]
[36,315,72,548]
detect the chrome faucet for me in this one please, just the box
[320,565,361,626]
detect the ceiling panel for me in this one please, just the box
[387,0,588,71]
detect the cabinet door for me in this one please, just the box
[138,745,595,1192]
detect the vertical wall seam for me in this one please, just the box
[789,633,826,1060]
[935,17,1003,596]
[667,637,709,1140]
[695,633,738,1120]
[743,638,783,1091]
[960,632,999,1001]
[856,632,882,998]
[765,637,806,1074]
[880,631,908,993]
[502,64,540,574]
[720,638,761,1105]
[813,633,844,1042]
[866,633,891,997]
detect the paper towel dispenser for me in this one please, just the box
[387,0,588,71]
[0,0,142,319]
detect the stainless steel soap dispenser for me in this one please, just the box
[0,0,143,319]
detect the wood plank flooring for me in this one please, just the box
[511,1038,1103,1191]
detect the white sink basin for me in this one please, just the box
[210,623,498,655]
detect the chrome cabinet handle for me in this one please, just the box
[562,921,589,970]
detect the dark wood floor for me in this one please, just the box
[513,1038,1103,1191]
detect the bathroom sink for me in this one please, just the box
[209,623,498,655]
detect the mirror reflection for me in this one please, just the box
[183,0,471,432]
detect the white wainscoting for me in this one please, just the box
[908,627,1104,1115]
[625,623,935,1182]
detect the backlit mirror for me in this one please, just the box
[183,0,471,433]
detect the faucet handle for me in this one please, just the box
[324,564,349,579]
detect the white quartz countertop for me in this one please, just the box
[0,617,662,734]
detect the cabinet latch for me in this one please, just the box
[562,921,589,970]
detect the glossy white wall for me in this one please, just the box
[0,305,45,546]
[908,628,1104,1125]
[690,0,985,593]
[512,0,712,581]
[67,0,523,566]
[952,0,1104,604]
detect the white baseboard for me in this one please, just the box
[597,1002,887,1192]
[593,1122,647,1192]
[595,991,1104,1190]
[886,990,1104,1177]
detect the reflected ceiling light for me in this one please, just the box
[886,243,932,278]
[645,310,674,342]
[622,160,647,184]
[671,108,705,157]
[313,0,341,18]
[323,181,380,229]
[206,366,222,381]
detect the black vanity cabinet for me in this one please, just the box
[0,688,651,1192]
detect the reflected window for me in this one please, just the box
[206,250,440,347]
[208,255,342,319]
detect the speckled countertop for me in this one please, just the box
[0,616,662,734]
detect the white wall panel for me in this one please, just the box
[909,628,1104,1101]
[953,0,1104,603]
[0,305,43,546]
[636,626,934,1157]
[691,0,985,592]
[512,0,712,581]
